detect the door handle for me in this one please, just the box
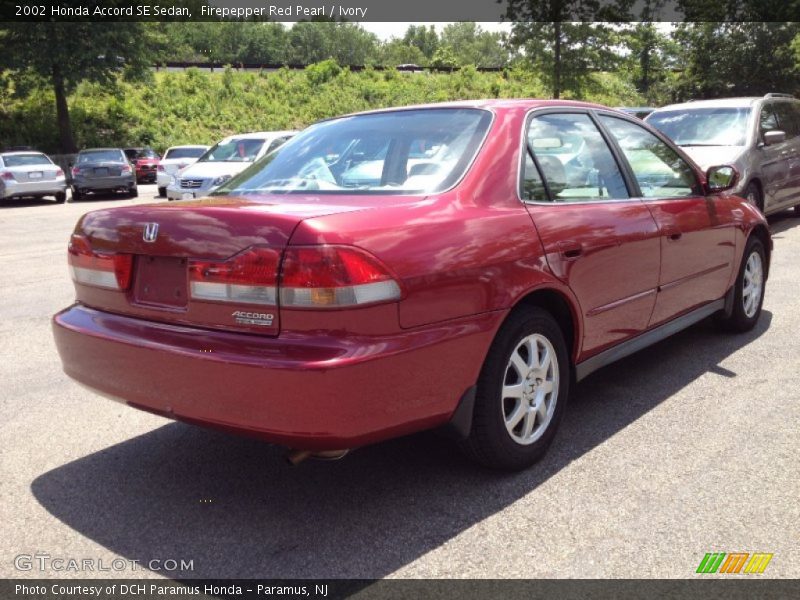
[557,240,583,259]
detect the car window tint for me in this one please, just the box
[760,104,779,135]
[266,136,293,154]
[525,113,629,202]
[3,153,52,167]
[773,102,800,137]
[78,150,124,163]
[600,116,699,199]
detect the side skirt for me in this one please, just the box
[575,297,726,382]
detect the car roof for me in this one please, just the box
[80,148,124,152]
[221,131,298,141]
[653,97,769,112]
[166,145,208,150]
[0,151,49,157]
[322,99,611,121]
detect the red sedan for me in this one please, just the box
[53,100,770,470]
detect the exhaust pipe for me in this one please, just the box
[285,449,349,466]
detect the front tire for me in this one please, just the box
[744,182,763,213]
[720,237,766,332]
[461,308,569,470]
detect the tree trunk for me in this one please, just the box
[553,21,562,99]
[52,65,77,154]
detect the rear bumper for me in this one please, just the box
[73,175,135,192]
[52,304,501,449]
[1,178,67,198]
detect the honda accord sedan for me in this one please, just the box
[0,151,67,203]
[71,148,137,201]
[53,100,770,470]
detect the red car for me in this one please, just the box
[124,147,160,184]
[53,100,770,470]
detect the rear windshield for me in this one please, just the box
[2,153,52,167]
[646,107,752,146]
[198,138,267,163]
[164,147,206,160]
[78,150,125,163]
[125,148,158,160]
[213,108,493,196]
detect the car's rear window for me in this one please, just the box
[646,107,752,146]
[199,138,267,163]
[78,150,124,163]
[164,147,206,160]
[2,153,52,167]
[213,108,493,196]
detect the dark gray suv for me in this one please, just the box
[71,148,137,201]
[646,93,800,215]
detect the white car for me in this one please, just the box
[166,132,296,201]
[0,151,67,203]
[156,145,208,197]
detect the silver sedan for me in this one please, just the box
[0,152,67,203]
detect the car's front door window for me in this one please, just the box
[598,116,699,199]
[523,112,630,202]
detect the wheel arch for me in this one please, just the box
[510,286,582,365]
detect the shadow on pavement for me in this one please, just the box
[31,312,772,578]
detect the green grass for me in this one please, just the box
[0,62,646,154]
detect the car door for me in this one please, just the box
[597,114,736,327]
[757,102,792,210]
[521,110,662,356]
[771,101,800,207]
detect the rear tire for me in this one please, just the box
[158,186,167,197]
[461,307,569,470]
[128,186,138,198]
[719,237,766,333]
[55,192,66,203]
[71,190,82,202]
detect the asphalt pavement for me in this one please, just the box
[1,186,798,579]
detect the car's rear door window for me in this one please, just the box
[773,102,800,138]
[599,116,699,199]
[522,112,629,202]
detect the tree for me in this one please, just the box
[0,23,154,152]
[504,0,634,98]
[402,25,439,60]
[439,22,508,67]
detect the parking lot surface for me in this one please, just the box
[1,186,798,579]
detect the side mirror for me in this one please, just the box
[706,165,738,193]
[764,130,786,146]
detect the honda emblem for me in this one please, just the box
[143,222,159,242]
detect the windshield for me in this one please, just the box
[78,150,125,163]
[198,138,267,163]
[3,153,52,167]
[213,108,493,196]
[646,107,752,146]
[164,147,206,160]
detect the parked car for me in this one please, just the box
[70,148,137,201]
[124,147,160,184]
[156,145,209,197]
[615,106,656,119]
[53,100,770,470]
[646,93,800,215]
[0,151,67,203]
[166,131,296,200]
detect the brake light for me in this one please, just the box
[55,169,64,177]
[157,164,165,172]
[122,164,132,173]
[1,171,15,181]
[280,246,401,308]
[67,235,132,290]
[71,167,80,177]
[189,246,279,305]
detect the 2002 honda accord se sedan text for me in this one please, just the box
[53,100,771,470]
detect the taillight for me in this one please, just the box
[189,246,279,305]
[71,167,80,177]
[157,164,165,172]
[68,235,132,290]
[280,246,401,308]
[122,164,132,173]
[1,171,15,181]
[56,169,64,177]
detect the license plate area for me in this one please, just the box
[182,192,194,200]
[29,171,42,179]
[133,256,188,309]
[94,167,108,176]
